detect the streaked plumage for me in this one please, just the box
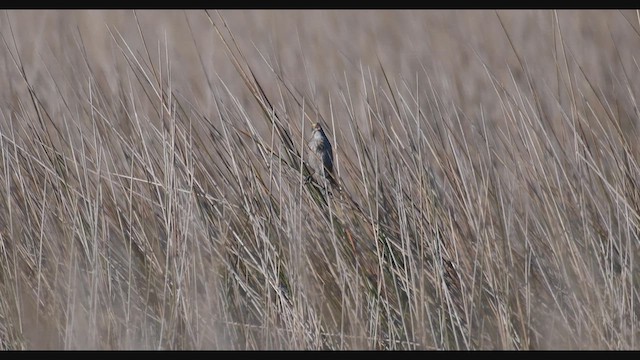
[308,122,337,188]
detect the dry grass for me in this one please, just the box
[0,9,639,349]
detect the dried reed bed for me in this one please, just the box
[0,10,639,349]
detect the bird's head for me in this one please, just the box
[311,122,324,137]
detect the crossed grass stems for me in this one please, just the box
[0,10,638,349]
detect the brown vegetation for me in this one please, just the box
[0,10,638,349]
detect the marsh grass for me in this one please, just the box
[0,9,639,349]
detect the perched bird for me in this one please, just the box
[307,122,338,189]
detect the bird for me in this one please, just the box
[307,122,338,189]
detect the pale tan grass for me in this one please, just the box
[0,9,638,349]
